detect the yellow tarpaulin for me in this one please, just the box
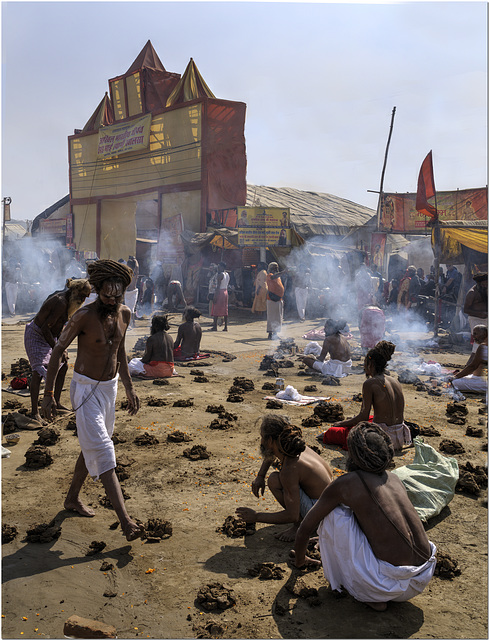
[432,226,488,262]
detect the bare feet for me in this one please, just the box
[122,520,143,542]
[28,413,45,425]
[56,406,72,414]
[274,525,299,542]
[64,499,95,517]
[364,601,387,611]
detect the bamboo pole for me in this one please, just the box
[376,107,397,232]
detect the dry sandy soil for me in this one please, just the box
[1,309,488,640]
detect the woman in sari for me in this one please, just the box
[251,262,268,317]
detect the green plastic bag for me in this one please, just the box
[392,437,459,522]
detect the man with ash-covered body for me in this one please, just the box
[41,260,142,542]
[293,422,436,611]
[24,278,91,423]
[236,415,333,542]
[300,318,352,378]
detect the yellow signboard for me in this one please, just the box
[97,113,152,159]
[236,207,290,228]
[237,207,290,247]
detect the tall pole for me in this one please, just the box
[433,185,440,337]
[2,197,12,245]
[376,107,397,231]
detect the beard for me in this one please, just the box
[260,443,276,463]
[95,297,120,319]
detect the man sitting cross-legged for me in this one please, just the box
[299,318,352,378]
[293,422,436,611]
[236,415,333,541]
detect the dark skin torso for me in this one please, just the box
[174,321,202,356]
[141,331,174,363]
[319,333,351,362]
[321,471,430,566]
[33,292,70,347]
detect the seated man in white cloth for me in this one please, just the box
[299,318,352,378]
[293,422,436,611]
[41,259,142,542]
[450,325,487,394]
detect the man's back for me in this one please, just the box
[34,292,68,338]
[282,446,332,500]
[332,470,430,566]
[365,374,404,426]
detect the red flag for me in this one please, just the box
[416,151,437,218]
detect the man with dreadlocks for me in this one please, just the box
[236,415,333,541]
[293,422,436,610]
[24,278,91,424]
[41,259,142,541]
[317,340,411,450]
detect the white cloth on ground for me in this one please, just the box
[313,358,352,378]
[128,357,146,376]
[304,341,322,356]
[317,504,436,603]
[70,370,118,480]
[452,375,487,393]
[377,421,412,449]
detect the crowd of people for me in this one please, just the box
[9,251,486,612]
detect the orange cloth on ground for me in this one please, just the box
[142,361,175,378]
[266,275,284,299]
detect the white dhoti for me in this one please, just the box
[5,282,19,314]
[295,287,308,321]
[70,371,118,480]
[313,358,352,378]
[452,375,487,393]
[266,299,283,335]
[318,504,436,603]
[125,289,138,314]
[377,421,412,450]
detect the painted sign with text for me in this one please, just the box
[236,207,291,247]
[97,114,152,159]
[380,187,487,232]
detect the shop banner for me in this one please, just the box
[381,187,487,232]
[39,218,67,235]
[236,207,290,247]
[370,233,387,271]
[97,113,152,159]
[236,207,290,228]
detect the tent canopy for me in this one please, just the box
[432,220,488,263]
[245,184,375,239]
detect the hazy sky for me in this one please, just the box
[1,1,487,221]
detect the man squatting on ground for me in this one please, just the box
[236,415,333,542]
[24,278,91,423]
[317,340,411,451]
[41,259,142,542]
[293,422,436,611]
[300,318,352,378]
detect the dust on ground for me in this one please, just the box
[1,310,487,639]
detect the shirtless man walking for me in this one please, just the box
[300,318,352,378]
[236,415,333,541]
[317,340,411,450]
[24,278,91,423]
[294,422,436,610]
[41,260,142,541]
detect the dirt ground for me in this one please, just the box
[1,308,488,640]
